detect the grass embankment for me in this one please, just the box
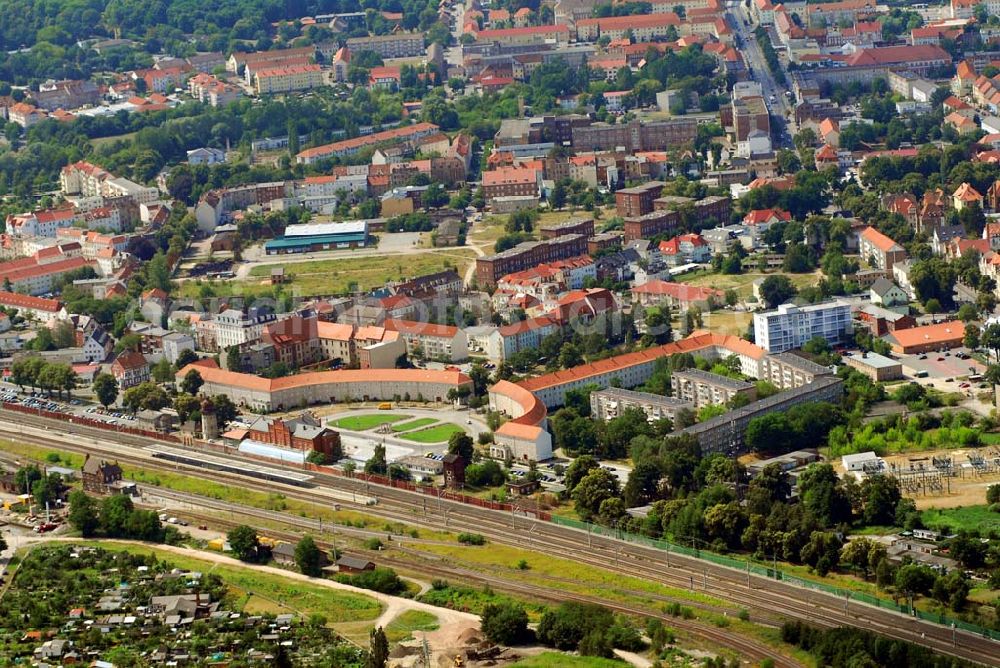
[330,413,412,430]
[510,653,628,668]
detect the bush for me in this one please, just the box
[363,538,384,550]
[458,532,486,545]
[480,601,530,645]
[338,567,406,595]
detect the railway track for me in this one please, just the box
[1,411,997,666]
[161,503,800,667]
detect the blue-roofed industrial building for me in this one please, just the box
[264,221,369,255]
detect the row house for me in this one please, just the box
[805,0,876,28]
[227,45,316,74]
[296,122,439,164]
[496,316,560,360]
[482,167,540,204]
[473,24,570,46]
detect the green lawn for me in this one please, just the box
[244,250,478,296]
[510,652,627,667]
[390,417,439,433]
[384,610,440,642]
[399,423,465,443]
[921,505,1000,532]
[330,413,412,430]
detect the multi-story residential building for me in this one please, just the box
[722,96,770,142]
[111,350,150,389]
[5,207,79,238]
[858,226,907,273]
[575,13,681,41]
[253,64,325,95]
[188,73,243,107]
[671,369,757,408]
[496,316,560,359]
[8,103,46,127]
[346,33,426,58]
[0,293,62,326]
[590,387,694,423]
[60,161,158,204]
[622,195,730,241]
[475,234,589,288]
[753,300,853,353]
[482,167,540,203]
[31,79,100,111]
[658,234,711,265]
[227,46,317,74]
[615,182,664,218]
[384,319,469,362]
[215,308,278,351]
[755,351,831,390]
[805,0,876,28]
[473,25,570,45]
[295,123,439,164]
[679,376,844,454]
[572,118,698,152]
[539,217,595,239]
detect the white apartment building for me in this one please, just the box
[753,300,853,353]
[214,308,277,351]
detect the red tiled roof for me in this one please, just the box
[889,321,964,349]
[860,226,903,253]
[0,291,61,313]
[384,318,459,339]
[631,280,722,301]
[516,331,766,393]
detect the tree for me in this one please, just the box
[841,537,886,579]
[365,627,389,668]
[860,475,902,526]
[173,393,201,423]
[550,181,567,210]
[564,455,599,492]
[210,394,238,428]
[895,563,936,596]
[623,461,662,507]
[481,602,529,645]
[228,525,261,562]
[151,358,173,383]
[572,468,620,521]
[799,531,842,576]
[797,463,852,527]
[559,342,583,369]
[180,369,204,395]
[100,494,135,538]
[365,444,388,476]
[465,460,506,487]
[122,382,168,412]
[294,535,324,576]
[447,431,474,462]
[175,348,199,369]
[67,489,99,537]
[758,275,797,308]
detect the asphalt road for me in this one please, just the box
[728,2,796,148]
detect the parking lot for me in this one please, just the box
[897,348,985,380]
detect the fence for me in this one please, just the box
[549,515,1000,642]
